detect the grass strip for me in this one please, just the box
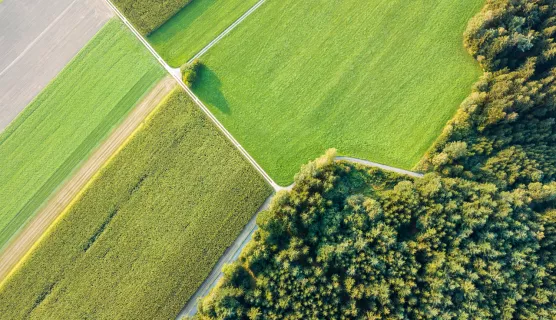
[0,90,272,319]
[0,19,165,250]
[193,0,484,185]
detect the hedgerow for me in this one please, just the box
[112,0,192,35]
[193,150,556,319]
[0,90,272,319]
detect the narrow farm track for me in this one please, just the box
[177,158,422,318]
[187,0,267,64]
[0,77,175,283]
[104,0,282,190]
[336,156,424,178]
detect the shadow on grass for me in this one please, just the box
[193,65,230,114]
[149,0,214,39]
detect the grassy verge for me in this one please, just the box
[192,0,484,185]
[0,19,164,251]
[148,0,259,67]
[0,90,272,319]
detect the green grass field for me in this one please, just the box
[148,0,259,67]
[0,90,272,319]
[0,20,164,251]
[192,0,484,185]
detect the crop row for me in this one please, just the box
[0,90,272,319]
[112,0,192,35]
[0,20,164,251]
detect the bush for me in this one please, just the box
[181,59,202,87]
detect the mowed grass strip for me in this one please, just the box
[0,90,272,319]
[0,19,164,250]
[148,0,259,67]
[193,0,484,185]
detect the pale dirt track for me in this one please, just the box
[0,77,176,283]
[0,0,112,131]
[102,4,426,317]
[177,158,422,318]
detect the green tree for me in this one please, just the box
[193,152,556,319]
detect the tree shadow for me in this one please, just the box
[149,0,214,38]
[193,65,230,114]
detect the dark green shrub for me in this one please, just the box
[181,59,202,87]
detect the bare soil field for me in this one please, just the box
[0,0,112,131]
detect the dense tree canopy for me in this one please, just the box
[191,1,556,319]
[192,151,556,319]
[418,0,556,190]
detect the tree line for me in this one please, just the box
[191,1,556,319]
[418,0,556,191]
[192,150,556,319]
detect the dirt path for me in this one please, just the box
[187,0,267,64]
[336,156,424,178]
[0,77,176,283]
[177,158,422,318]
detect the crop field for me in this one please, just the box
[193,0,484,185]
[0,90,272,319]
[148,0,259,67]
[0,20,164,251]
[111,0,191,35]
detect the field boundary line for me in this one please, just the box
[0,77,176,284]
[187,0,266,64]
[104,0,281,191]
[177,157,422,318]
[0,0,80,78]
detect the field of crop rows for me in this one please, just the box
[0,20,164,251]
[0,90,272,319]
